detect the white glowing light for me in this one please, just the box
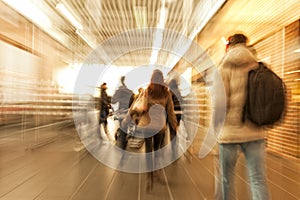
[294,48,300,53]
[57,63,80,93]
[56,2,83,30]
[2,0,52,29]
[76,29,97,49]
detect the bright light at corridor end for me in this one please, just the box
[72,28,226,173]
[56,63,80,94]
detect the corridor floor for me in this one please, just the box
[0,124,299,200]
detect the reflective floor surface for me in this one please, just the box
[0,121,299,200]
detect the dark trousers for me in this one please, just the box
[144,130,165,191]
[116,128,128,150]
[145,130,165,153]
[169,124,178,159]
[99,110,109,134]
[169,118,181,159]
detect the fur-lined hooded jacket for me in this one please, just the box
[217,43,265,144]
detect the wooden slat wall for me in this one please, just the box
[191,19,300,160]
[253,20,300,159]
[187,70,212,154]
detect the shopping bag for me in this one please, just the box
[126,121,144,149]
[127,136,144,149]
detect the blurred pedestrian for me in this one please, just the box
[167,78,183,159]
[217,33,269,200]
[99,83,111,138]
[112,76,135,116]
[111,76,134,148]
[128,69,178,192]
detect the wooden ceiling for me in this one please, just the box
[0,0,299,68]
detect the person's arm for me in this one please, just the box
[166,92,178,130]
[219,66,230,108]
[129,93,135,107]
[101,92,111,108]
[111,90,120,104]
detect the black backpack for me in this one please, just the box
[244,62,285,126]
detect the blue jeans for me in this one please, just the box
[219,140,269,200]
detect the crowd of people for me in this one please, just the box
[95,33,270,199]
[97,69,182,192]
